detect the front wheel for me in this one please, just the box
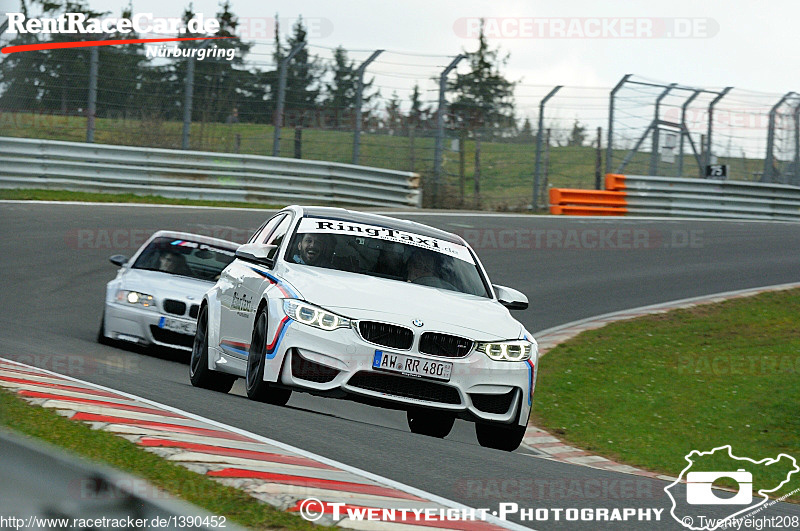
[407,408,455,438]
[97,309,113,346]
[475,421,527,452]
[190,305,236,393]
[245,310,291,405]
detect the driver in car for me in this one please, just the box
[406,250,438,283]
[159,250,191,275]
[293,233,331,266]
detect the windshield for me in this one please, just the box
[132,237,236,281]
[284,217,490,298]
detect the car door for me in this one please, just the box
[235,213,295,341]
[218,213,286,360]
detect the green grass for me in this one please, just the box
[0,388,318,529]
[2,111,770,210]
[0,189,284,209]
[531,289,800,501]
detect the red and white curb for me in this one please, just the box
[0,357,523,531]
[520,282,800,480]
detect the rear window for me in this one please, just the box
[132,237,236,281]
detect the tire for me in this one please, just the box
[245,309,291,405]
[475,421,527,452]
[407,408,455,438]
[190,305,236,393]
[97,309,113,346]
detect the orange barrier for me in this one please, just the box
[548,174,633,215]
[605,173,626,191]
[549,188,626,207]
[550,205,629,216]
[548,186,627,215]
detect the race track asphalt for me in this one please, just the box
[1,202,798,530]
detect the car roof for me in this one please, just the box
[148,230,240,250]
[294,206,461,244]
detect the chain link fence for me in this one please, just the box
[2,26,799,210]
[607,75,800,187]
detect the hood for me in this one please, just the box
[279,264,521,341]
[120,268,213,301]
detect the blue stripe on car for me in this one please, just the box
[220,343,249,357]
[248,266,299,298]
[266,318,292,359]
[526,359,534,406]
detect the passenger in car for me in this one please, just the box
[293,233,333,266]
[406,250,438,283]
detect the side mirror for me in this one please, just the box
[235,243,277,268]
[493,284,528,311]
[109,254,128,267]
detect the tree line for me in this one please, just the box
[1,1,595,145]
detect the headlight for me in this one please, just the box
[116,290,156,309]
[283,299,351,331]
[475,340,534,362]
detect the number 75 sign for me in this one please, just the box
[705,164,728,179]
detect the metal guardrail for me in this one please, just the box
[610,174,800,220]
[0,137,422,207]
[549,174,800,220]
[0,428,245,531]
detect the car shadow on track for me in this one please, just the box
[99,338,190,365]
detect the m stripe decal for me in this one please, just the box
[526,359,535,406]
[247,267,298,298]
[220,340,250,356]
[266,317,292,359]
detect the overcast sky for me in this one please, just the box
[41,0,795,91]
[2,0,798,129]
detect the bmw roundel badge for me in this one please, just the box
[412,319,424,327]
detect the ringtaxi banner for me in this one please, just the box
[298,217,476,264]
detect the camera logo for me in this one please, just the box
[686,469,752,505]
[664,445,799,531]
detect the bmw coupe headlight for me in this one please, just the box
[283,300,351,331]
[116,290,156,309]
[476,340,533,362]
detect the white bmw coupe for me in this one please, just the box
[190,206,537,450]
[100,231,238,351]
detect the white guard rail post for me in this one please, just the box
[0,137,422,208]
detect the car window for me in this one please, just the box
[284,217,489,298]
[264,215,293,260]
[131,237,236,281]
[249,214,286,244]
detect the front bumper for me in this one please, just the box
[273,320,536,426]
[104,302,197,351]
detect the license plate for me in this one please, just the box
[372,350,452,381]
[158,316,196,336]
